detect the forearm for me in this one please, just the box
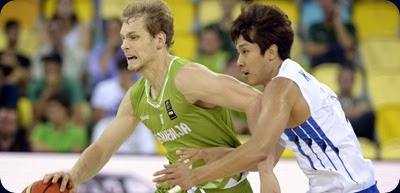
[260,172,280,193]
[244,96,261,133]
[252,144,283,172]
[214,147,260,171]
[70,143,112,184]
[194,138,267,184]
[258,146,281,193]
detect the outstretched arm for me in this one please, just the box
[43,88,140,192]
[175,63,266,173]
[70,92,140,183]
[175,63,262,130]
[154,77,300,190]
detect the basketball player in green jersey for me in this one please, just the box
[42,0,281,193]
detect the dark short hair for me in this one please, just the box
[47,93,72,115]
[5,19,19,32]
[202,24,223,38]
[41,51,62,64]
[18,56,31,69]
[231,3,294,59]
[0,84,19,109]
[0,63,13,77]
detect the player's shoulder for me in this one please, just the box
[176,62,214,84]
[179,53,219,71]
[181,62,207,70]
[172,56,204,69]
[172,56,215,84]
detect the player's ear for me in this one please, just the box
[156,31,167,50]
[267,44,278,61]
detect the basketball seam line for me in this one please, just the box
[43,183,53,193]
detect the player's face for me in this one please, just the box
[236,36,273,86]
[120,17,159,72]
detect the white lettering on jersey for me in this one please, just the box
[155,123,192,143]
[159,113,164,124]
[140,114,149,121]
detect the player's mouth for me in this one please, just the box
[126,56,137,61]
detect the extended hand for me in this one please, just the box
[153,163,196,191]
[176,147,232,165]
[43,171,77,193]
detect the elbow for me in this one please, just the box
[257,145,269,162]
[247,94,262,114]
[256,142,272,162]
[256,153,268,163]
[248,141,269,163]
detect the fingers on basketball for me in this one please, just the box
[22,180,70,193]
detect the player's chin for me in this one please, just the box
[245,77,256,86]
[127,64,140,72]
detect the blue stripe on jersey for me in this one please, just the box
[307,117,358,184]
[298,121,337,170]
[284,117,359,184]
[284,129,317,170]
[294,125,326,169]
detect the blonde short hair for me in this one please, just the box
[123,0,174,48]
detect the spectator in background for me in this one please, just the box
[193,25,229,73]
[1,61,33,131]
[297,0,353,39]
[0,20,32,95]
[90,57,156,155]
[206,0,239,58]
[28,51,85,127]
[0,63,19,108]
[33,17,88,83]
[87,18,125,96]
[13,57,34,130]
[0,105,31,152]
[338,66,376,142]
[0,69,30,151]
[30,93,88,153]
[0,20,35,130]
[304,0,356,68]
[39,0,92,52]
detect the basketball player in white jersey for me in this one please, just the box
[154,2,379,192]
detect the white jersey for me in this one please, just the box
[275,59,377,193]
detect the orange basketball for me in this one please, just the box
[21,180,69,193]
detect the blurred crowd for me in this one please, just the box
[0,0,398,158]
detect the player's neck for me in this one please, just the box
[143,52,173,94]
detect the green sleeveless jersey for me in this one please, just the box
[130,57,252,193]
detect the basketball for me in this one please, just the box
[21,180,69,193]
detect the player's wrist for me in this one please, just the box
[68,170,79,184]
[192,168,206,185]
